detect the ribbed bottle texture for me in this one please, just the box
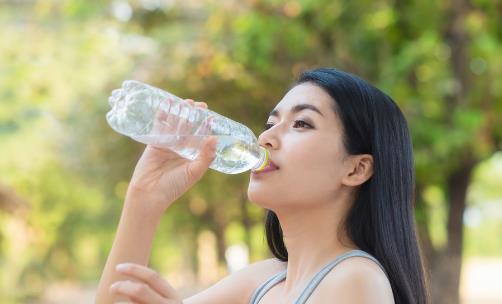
[106,80,268,174]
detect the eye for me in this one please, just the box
[263,120,313,130]
[293,120,313,129]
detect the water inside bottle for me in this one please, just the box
[131,134,262,174]
[107,79,269,174]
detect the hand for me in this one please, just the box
[126,99,217,213]
[110,263,183,304]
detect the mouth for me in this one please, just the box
[251,160,280,174]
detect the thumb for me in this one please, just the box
[187,136,217,180]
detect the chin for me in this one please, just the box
[247,185,290,210]
[247,186,274,207]
[247,187,264,204]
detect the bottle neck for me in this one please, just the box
[252,147,269,172]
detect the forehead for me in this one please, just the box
[272,83,335,117]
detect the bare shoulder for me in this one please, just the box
[245,257,288,284]
[312,257,395,304]
[184,258,287,304]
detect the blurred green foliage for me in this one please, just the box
[0,0,501,302]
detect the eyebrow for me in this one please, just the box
[268,103,324,118]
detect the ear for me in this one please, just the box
[342,154,374,187]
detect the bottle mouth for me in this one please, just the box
[252,148,270,172]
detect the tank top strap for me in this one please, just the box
[294,249,388,304]
[249,269,287,304]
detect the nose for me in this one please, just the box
[257,127,279,149]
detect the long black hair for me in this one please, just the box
[265,68,429,304]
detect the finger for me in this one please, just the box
[184,99,207,109]
[198,136,217,163]
[186,136,217,180]
[151,96,177,136]
[162,98,182,138]
[183,99,195,106]
[116,263,177,298]
[110,280,167,304]
[195,101,207,109]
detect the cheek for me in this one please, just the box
[247,169,336,207]
[286,160,339,201]
[290,137,342,176]
[247,138,343,206]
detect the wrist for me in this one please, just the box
[123,193,165,227]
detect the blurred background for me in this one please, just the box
[1,0,501,303]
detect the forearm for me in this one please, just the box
[96,195,162,303]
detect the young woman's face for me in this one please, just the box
[248,82,350,210]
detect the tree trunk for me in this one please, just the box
[431,158,476,304]
[240,191,253,255]
[0,183,28,214]
[214,221,227,267]
[429,0,476,302]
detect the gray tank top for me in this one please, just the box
[249,250,387,304]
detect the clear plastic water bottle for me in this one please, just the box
[106,80,269,174]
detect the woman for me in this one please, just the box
[97,68,429,303]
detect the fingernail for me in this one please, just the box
[116,263,128,271]
[110,282,119,292]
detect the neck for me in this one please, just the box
[274,198,358,294]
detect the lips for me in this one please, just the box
[252,159,280,174]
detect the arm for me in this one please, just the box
[95,194,163,303]
[96,100,218,303]
[100,257,286,304]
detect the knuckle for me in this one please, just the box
[147,270,161,282]
[131,283,148,295]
